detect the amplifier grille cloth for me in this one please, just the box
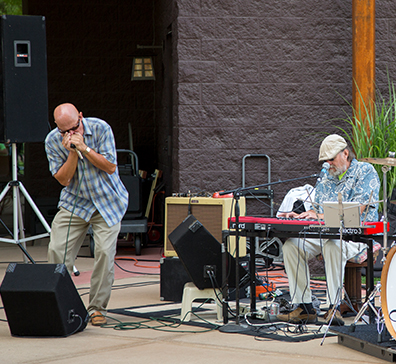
[165,204,223,255]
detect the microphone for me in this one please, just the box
[70,144,83,160]
[317,162,330,181]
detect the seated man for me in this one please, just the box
[277,134,380,326]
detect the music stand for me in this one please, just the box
[320,194,369,344]
[322,201,361,228]
[0,143,51,263]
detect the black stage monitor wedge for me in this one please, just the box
[168,214,248,290]
[0,263,89,337]
[0,15,49,143]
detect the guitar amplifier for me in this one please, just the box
[164,196,246,257]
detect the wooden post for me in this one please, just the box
[352,0,375,129]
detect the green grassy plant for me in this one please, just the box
[334,78,396,210]
[0,0,22,15]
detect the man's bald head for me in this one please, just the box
[54,103,81,132]
[54,103,79,124]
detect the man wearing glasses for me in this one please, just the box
[277,134,380,326]
[45,103,128,326]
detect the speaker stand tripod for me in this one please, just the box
[0,143,51,263]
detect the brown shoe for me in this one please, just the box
[277,307,317,324]
[324,308,344,326]
[90,311,107,326]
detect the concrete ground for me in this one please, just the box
[0,238,390,364]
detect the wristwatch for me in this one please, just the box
[83,146,91,155]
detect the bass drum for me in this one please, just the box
[381,245,396,339]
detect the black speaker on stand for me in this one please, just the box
[0,263,89,337]
[0,14,49,142]
[0,15,52,261]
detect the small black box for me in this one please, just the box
[160,257,191,302]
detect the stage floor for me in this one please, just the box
[0,240,389,364]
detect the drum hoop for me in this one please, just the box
[381,245,396,339]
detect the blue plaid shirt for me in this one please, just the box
[315,159,380,222]
[45,117,128,227]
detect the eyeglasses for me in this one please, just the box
[325,148,347,162]
[326,151,342,162]
[58,118,80,135]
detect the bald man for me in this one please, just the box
[45,103,128,326]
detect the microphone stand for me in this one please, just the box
[234,189,241,325]
[219,189,250,333]
[219,173,318,333]
[221,174,319,197]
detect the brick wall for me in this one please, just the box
[376,1,396,85]
[174,0,396,215]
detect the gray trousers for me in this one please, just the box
[282,237,365,305]
[48,207,120,315]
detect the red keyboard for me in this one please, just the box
[228,216,387,235]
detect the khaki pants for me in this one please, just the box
[48,208,121,315]
[282,237,366,305]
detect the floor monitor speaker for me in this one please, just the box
[0,263,89,337]
[168,214,249,290]
[0,15,49,142]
